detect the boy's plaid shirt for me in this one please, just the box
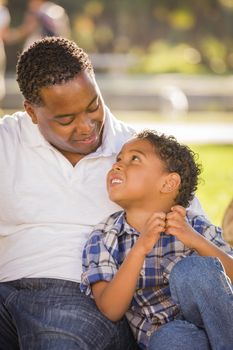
[81,210,233,349]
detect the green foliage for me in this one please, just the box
[130,41,206,74]
[191,144,233,227]
[6,0,233,74]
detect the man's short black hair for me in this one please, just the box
[137,130,202,207]
[16,36,94,106]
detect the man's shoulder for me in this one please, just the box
[108,111,135,134]
[1,111,27,124]
[104,108,135,152]
[0,111,27,136]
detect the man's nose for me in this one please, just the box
[74,115,94,134]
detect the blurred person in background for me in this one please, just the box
[4,0,70,49]
[0,0,10,108]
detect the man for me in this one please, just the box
[0,36,137,350]
[0,36,203,349]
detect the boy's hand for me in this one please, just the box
[135,212,166,255]
[165,205,198,248]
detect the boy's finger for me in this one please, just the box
[170,205,186,217]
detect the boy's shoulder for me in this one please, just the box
[186,210,213,233]
[84,211,125,258]
[92,210,125,237]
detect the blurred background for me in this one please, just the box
[1,0,233,228]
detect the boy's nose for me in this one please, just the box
[112,162,123,171]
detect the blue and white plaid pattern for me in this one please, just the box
[81,210,233,349]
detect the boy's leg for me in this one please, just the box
[169,256,233,349]
[5,278,137,350]
[148,319,210,350]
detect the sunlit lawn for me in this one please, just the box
[189,144,233,227]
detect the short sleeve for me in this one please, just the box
[81,229,119,296]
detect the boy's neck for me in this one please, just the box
[124,202,173,233]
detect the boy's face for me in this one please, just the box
[24,71,105,162]
[107,138,170,210]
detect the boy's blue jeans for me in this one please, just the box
[148,256,233,350]
[0,278,138,350]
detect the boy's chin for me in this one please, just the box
[109,196,124,208]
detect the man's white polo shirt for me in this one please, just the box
[0,107,135,282]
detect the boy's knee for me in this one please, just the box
[170,256,222,292]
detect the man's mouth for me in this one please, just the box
[72,133,98,145]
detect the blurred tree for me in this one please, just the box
[5,0,233,73]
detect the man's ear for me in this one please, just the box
[161,173,181,193]
[24,100,38,124]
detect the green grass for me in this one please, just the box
[190,144,233,227]
[115,111,233,124]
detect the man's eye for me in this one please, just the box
[56,117,74,125]
[87,103,99,113]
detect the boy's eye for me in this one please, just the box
[132,155,140,161]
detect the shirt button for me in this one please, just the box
[137,289,143,295]
[140,270,145,276]
[146,331,152,337]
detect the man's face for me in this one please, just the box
[25,71,105,161]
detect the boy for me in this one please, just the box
[81,130,233,350]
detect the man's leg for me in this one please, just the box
[0,284,20,350]
[169,256,233,349]
[148,319,210,350]
[7,278,137,350]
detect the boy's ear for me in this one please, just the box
[161,173,181,193]
[24,100,38,124]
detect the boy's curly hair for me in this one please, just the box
[16,36,94,106]
[137,130,202,207]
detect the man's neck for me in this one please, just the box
[59,150,85,166]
